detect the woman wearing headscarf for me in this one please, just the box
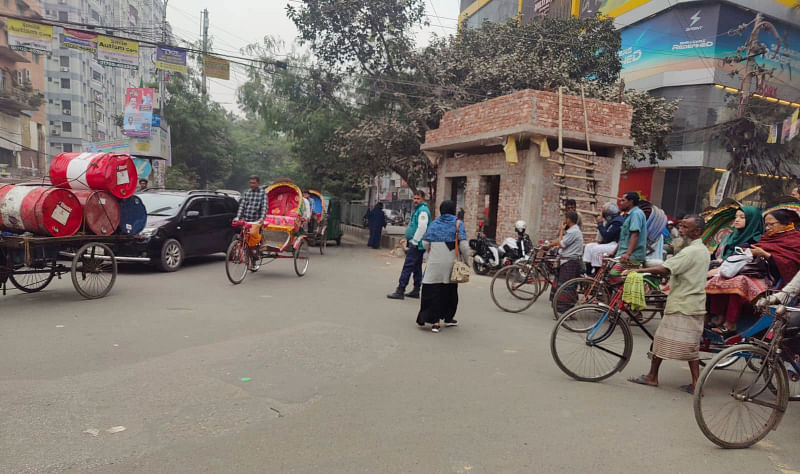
[714,206,764,261]
[416,200,469,333]
[582,202,625,276]
[366,203,386,249]
[707,209,800,334]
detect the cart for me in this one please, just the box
[0,234,138,299]
[225,180,310,284]
[305,189,328,254]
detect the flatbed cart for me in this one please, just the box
[0,234,140,299]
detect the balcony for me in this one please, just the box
[0,81,44,115]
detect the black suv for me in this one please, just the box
[117,190,239,272]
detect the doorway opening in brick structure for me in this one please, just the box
[480,175,500,239]
[448,177,467,213]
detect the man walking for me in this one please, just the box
[607,191,647,285]
[627,215,710,394]
[387,190,431,300]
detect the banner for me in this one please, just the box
[580,0,651,18]
[204,55,230,80]
[156,45,187,73]
[782,116,793,143]
[767,123,779,143]
[97,36,139,70]
[82,139,130,153]
[61,29,98,53]
[123,88,154,138]
[790,109,800,142]
[7,19,52,54]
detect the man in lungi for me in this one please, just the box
[607,191,648,285]
[626,215,710,394]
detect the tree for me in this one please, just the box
[283,1,677,188]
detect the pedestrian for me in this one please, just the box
[563,198,582,229]
[367,202,386,249]
[416,200,469,332]
[627,215,711,394]
[607,191,648,285]
[582,202,624,276]
[387,190,431,300]
[549,210,584,306]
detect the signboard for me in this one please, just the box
[151,114,161,127]
[97,36,139,70]
[619,4,720,85]
[534,0,554,15]
[123,88,154,138]
[204,55,230,80]
[156,45,187,73]
[7,19,52,54]
[83,139,130,153]
[580,0,651,18]
[61,29,97,53]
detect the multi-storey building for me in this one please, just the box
[41,0,169,159]
[459,0,800,216]
[0,0,47,180]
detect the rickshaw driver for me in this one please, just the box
[236,176,268,262]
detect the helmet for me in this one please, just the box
[515,220,527,232]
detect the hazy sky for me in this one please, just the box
[166,1,460,113]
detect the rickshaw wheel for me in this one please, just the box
[294,239,310,277]
[225,239,250,284]
[9,262,56,293]
[71,243,117,299]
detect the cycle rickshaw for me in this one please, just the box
[225,179,310,284]
[305,189,328,254]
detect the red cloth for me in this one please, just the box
[753,229,800,287]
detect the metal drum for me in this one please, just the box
[117,195,147,235]
[0,184,83,236]
[71,189,120,236]
[49,152,138,199]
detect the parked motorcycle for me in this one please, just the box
[469,220,532,275]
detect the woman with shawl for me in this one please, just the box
[416,200,469,333]
[366,203,386,249]
[713,206,764,261]
[707,209,800,334]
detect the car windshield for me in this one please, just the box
[138,193,186,217]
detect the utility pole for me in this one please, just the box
[201,8,209,98]
[737,13,780,117]
[159,0,169,113]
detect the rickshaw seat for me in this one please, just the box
[263,214,297,233]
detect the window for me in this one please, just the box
[61,99,71,112]
[60,56,69,68]
[92,70,102,81]
[62,122,72,132]
[208,198,230,216]
[3,0,8,8]
[60,78,70,89]
[63,143,73,152]
[185,198,208,217]
[58,11,68,22]
[33,55,39,64]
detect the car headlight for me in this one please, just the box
[139,227,158,237]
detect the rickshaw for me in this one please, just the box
[305,189,328,254]
[225,179,309,284]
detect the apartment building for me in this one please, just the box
[0,0,46,180]
[41,0,169,158]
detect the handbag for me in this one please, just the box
[451,220,471,284]
[719,247,752,279]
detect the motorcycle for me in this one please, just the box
[469,220,532,275]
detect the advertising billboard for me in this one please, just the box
[580,0,652,18]
[7,19,52,54]
[123,88,154,138]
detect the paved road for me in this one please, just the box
[1,237,799,473]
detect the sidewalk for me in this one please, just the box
[342,224,405,250]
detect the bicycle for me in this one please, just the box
[489,245,559,313]
[551,258,664,323]
[549,277,667,382]
[693,303,800,449]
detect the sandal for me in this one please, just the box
[711,327,737,339]
[627,375,658,387]
[679,384,694,395]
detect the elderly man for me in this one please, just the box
[627,215,710,394]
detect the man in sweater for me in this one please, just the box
[387,190,431,300]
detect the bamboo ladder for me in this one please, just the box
[548,86,616,240]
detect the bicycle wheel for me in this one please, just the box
[490,265,539,313]
[9,263,55,293]
[294,239,309,277]
[550,304,633,382]
[225,239,249,285]
[694,344,788,449]
[534,264,553,298]
[551,277,609,320]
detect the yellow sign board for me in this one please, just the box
[204,55,230,80]
[8,19,53,54]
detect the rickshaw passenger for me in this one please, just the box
[707,209,800,334]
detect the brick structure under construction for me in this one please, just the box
[421,89,633,243]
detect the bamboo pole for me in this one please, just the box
[580,84,591,153]
[546,159,595,171]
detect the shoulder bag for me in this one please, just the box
[719,247,751,279]
[451,221,471,284]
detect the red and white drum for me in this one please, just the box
[71,189,120,236]
[0,185,83,237]
[49,152,138,199]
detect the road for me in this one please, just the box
[1,236,799,473]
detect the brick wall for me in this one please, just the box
[425,89,633,146]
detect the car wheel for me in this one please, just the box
[156,238,184,272]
